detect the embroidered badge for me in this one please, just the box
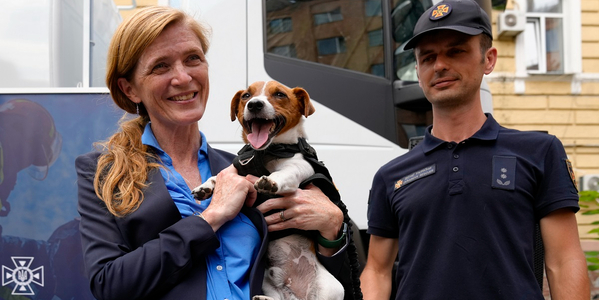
[394,164,436,190]
[430,3,452,20]
[565,159,578,192]
[394,179,404,189]
[492,156,516,190]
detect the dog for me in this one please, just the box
[192,81,345,300]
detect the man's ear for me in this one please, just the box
[117,78,141,104]
[415,64,423,88]
[484,47,498,75]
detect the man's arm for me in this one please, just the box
[540,208,590,300]
[360,235,399,300]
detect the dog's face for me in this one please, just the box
[230,81,315,150]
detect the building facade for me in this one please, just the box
[487,0,599,246]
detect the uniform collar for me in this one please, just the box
[421,113,500,154]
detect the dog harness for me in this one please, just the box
[232,138,341,240]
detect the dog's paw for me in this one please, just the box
[192,177,216,200]
[255,176,279,194]
[252,296,275,300]
[191,186,213,200]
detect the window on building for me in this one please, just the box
[365,0,382,17]
[524,0,564,73]
[317,37,346,55]
[522,0,580,74]
[368,29,384,47]
[371,63,385,77]
[269,44,297,58]
[313,7,343,25]
[269,17,293,34]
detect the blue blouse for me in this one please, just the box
[141,123,260,300]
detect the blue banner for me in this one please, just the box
[0,93,123,300]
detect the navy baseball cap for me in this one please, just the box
[403,0,492,50]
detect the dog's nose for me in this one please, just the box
[247,100,264,113]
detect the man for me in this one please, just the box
[359,0,590,299]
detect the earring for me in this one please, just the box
[136,103,140,115]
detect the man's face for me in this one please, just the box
[414,30,495,109]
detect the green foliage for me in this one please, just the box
[586,251,599,271]
[579,190,599,217]
[579,191,599,207]
[579,191,599,271]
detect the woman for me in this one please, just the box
[76,6,358,300]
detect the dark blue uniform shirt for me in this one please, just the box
[367,114,579,300]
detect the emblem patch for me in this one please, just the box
[430,3,452,20]
[565,159,578,192]
[394,164,436,190]
[492,156,516,190]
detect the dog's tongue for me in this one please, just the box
[247,122,272,149]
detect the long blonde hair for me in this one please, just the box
[95,6,211,217]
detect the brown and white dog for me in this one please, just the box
[192,81,344,300]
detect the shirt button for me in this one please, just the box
[454,154,460,159]
[216,265,223,271]
[447,144,454,149]
[452,167,459,172]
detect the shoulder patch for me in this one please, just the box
[430,3,452,20]
[565,159,578,192]
[394,164,436,190]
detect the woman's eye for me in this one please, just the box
[152,63,168,72]
[187,54,202,62]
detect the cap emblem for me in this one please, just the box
[430,3,452,20]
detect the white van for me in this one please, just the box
[176,0,494,231]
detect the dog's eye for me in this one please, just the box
[274,92,287,98]
[241,92,251,99]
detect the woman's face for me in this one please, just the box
[118,22,209,132]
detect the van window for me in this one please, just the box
[265,0,386,77]
[265,0,432,80]
[391,0,432,81]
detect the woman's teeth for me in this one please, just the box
[171,93,195,101]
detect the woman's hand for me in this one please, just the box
[201,165,257,232]
[254,181,344,256]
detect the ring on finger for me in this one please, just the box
[279,210,287,222]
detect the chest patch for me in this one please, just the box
[492,156,516,190]
[394,164,436,190]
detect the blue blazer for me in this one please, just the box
[76,144,349,300]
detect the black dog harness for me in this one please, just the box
[232,138,340,240]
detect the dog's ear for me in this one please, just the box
[230,90,244,121]
[294,87,315,117]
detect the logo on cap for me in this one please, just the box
[430,3,452,20]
